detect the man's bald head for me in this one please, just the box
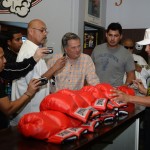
[27,19,47,46]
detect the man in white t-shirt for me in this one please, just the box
[11,19,66,125]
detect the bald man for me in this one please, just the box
[11,19,66,125]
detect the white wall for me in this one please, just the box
[105,0,150,29]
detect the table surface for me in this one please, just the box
[0,105,145,150]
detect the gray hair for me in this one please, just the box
[62,32,80,48]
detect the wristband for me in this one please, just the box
[24,92,32,98]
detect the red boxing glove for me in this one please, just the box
[41,110,75,129]
[18,112,58,140]
[41,110,87,140]
[120,102,135,113]
[117,85,135,96]
[81,85,103,99]
[58,89,89,108]
[18,112,77,144]
[107,100,116,110]
[77,90,107,112]
[99,110,117,123]
[109,99,127,109]
[58,89,99,119]
[40,92,90,123]
[96,83,115,99]
[81,119,100,132]
[81,86,108,111]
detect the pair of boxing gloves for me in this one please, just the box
[18,110,100,144]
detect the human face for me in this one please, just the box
[123,39,134,53]
[8,33,23,53]
[65,39,81,59]
[0,47,6,72]
[145,44,150,56]
[106,30,122,48]
[29,21,48,46]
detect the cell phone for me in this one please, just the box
[44,47,53,54]
[38,77,48,86]
[63,52,66,57]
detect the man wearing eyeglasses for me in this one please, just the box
[123,38,148,87]
[11,19,66,125]
[91,22,135,87]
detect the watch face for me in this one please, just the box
[135,43,143,51]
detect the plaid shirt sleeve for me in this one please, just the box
[85,55,100,85]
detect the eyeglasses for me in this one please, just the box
[32,28,48,33]
[124,46,134,49]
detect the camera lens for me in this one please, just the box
[47,47,53,54]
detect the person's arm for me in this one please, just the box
[0,57,36,80]
[0,48,48,80]
[0,79,40,116]
[132,79,147,95]
[85,56,100,85]
[42,56,66,79]
[110,89,150,107]
[125,70,136,85]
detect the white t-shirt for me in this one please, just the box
[11,40,50,125]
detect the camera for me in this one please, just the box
[38,77,48,86]
[44,47,53,54]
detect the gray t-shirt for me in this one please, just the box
[91,43,135,86]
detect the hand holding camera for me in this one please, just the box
[44,47,53,54]
[38,77,48,86]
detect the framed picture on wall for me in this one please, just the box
[84,30,98,49]
[84,0,101,26]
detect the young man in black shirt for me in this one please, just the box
[3,30,23,63]
[0,46,42,129]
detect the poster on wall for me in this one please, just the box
[84,0,101,26]
[84,31,98,49]
[0,0,42,17]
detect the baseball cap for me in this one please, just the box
[137,28,150,45]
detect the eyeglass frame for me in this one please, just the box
[31,27,48,33]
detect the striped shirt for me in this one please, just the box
[47,53,100,92]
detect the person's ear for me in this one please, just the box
[105,32,108,38]
[7,40,11,46]
[120,34,123,40]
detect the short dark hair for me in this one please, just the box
[62,32,80,48]
[106,22,122,35]
[5,29,22,41]
[0,32,8,48]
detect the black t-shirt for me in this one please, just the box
[4,47,17,64]
[0,78,9,129]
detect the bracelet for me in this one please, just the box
[24,92,32,98]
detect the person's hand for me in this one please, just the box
[52,56,67,72]
[135,63,142,73]
[25,79,41,97]
[110,89,131,103]
[132,79,147,95]
[33,47,49,62]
